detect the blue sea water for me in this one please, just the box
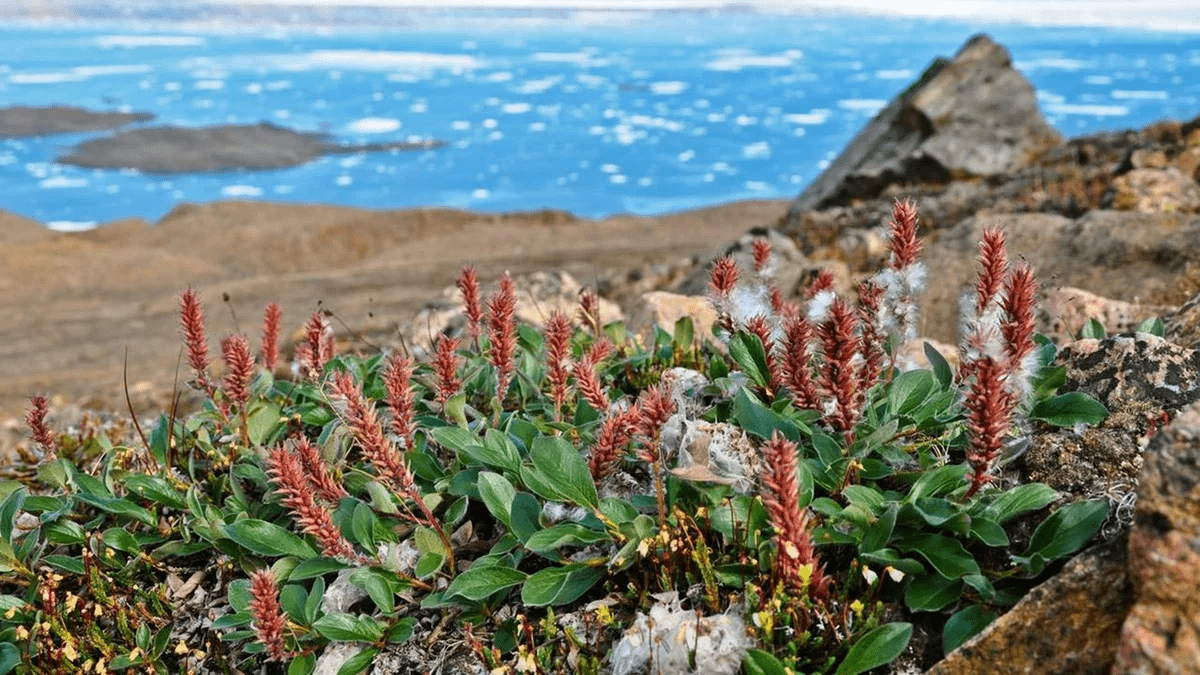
[1,11,1198,229]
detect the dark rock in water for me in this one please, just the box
[57,122,446,173]
[0,105,154,138]
[785,34,1061,219]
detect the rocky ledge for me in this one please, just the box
[56,122,447,173]
[0,104,154,138]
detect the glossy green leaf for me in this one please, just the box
[102,527,140,555]
[1136,317,1165,337]
[983,483,1060,523]
[889,370,935,416]
[521,563,604,606]
[835,622,912,675]
[74,493,156,527]
[728,333,771,389]
[429,426,480,453]
[925,342,953,389]
[288,557,350,580]
[944,605,997,654]
[673,316,695,350]
[349,568,396,615]
[894,533,980,579]
[908,464,969,501]
[445,564,527,601]
[123,475,187,510]
[968,517,1009,547]
[477,471,516,530]
[530,436,597,509]
[458,429,523,472]
[524,523,610,557]
[743,649,788,675]
[313,613,387,642]
[1081,318,1105,339]
[1030,392,1108,427]
[1022,498,1108,562]
[247,401,283,446]
[510,492,542,543]
[337,647,378,675]
[288,653,316,675]
[731,388,800,442]
[222,519,318,560]
[904,574,964,612]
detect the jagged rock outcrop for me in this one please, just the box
[58,122,445,173]
[785,34,1060,219]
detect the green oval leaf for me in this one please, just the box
[743,648,788,675]
[530,436,597,509]
[982,483,1060,524]
[943,605,997,654]
[445,564,527,602]
[312,613,387,642]
[894,533,980,579]
[520,563,604,606]
[1023,498,1108,561]
[1030,392,1108,427]
[729,333,771,389]
[904,574,964,612]
[835,622,912,675]
[222,519,318,560]
[889,370,935,416]
[477,471,516,530]
[524,523,610,557]
[74,493,156,527]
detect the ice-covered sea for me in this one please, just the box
[1,10,1199,230]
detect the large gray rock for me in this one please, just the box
[787,34,1060,217]
[0,105,153,138]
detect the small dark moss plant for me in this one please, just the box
[0,199,1113,674]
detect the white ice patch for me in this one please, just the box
[1017,57,1091,71]
[706,51,797,71]
[838,99,887,113]
[742,141,770,159]
[1111,89,1169,100]
[297,50,482,73]
[95,35,205,48]
[784,109,831,125]
[1044,102,1129,117]
[39,176,88,189]
[532,51,609,67]
[347,117,401,134]
[514,76,560,94]
[649,80,688,95]
[220,184,263,198]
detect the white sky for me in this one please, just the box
[216,0,1200,32]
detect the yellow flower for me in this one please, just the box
[175,640,190,655]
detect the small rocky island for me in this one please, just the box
[56,122,447,173]
[0,104,154,138]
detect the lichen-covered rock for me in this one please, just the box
[1022,334,1200,507]
[1112,167,1200,213]
[1057,333,1200,413]
[927,537,1133,675]
[1113,428,1200,673]
[1163,290,1200,350]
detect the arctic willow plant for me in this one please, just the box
[0,200,1111,675]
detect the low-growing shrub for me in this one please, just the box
[0,199,1110,674]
